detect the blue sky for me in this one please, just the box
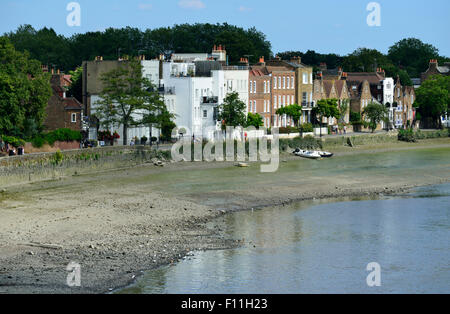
[1,0,449,56]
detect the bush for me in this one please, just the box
[31,128,82,148]
[398,128,416,142]
[279,136,322,152]
[299,123,313,133]
[278,126,299,134]
[1,135,25,147]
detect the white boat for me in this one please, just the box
[293,149,321,159]
[317,151,334,158]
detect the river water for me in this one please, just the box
[121,183,450,294]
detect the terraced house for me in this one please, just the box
[266,57,313,125]
[393,77,416,128]
[248,57,272,128]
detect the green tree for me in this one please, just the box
[414,75,449,128]
[246,112,264,128]
[276,103,303,127]
[218,92,247,129]
[96,60,168,145]
[312,99,341,137]
[67,66,82,102]
[388,38,440,78]
[338,100,349,124]
[362,102,389,133]
[0,36,52,137]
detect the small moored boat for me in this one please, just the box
[317,151,334,158]
[293,149,321,159]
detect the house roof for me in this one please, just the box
[323,81,334,97]
[249,66,269,76]
[346,72,384,85]
[437,66,450,74]
[334,80,346,97]
[266,65,294,73]
[63,97,82,110]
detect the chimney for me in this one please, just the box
[341,72,348,80]
[290,56,302,64]
[57,69,60,75]
[258,56,265,66]
[429,59,438,70]
[239,57,249,66]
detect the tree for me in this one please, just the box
[312,99,341,137]
[362,102,389,133]
[275,103,302,127]
[246,112,264,128]
[337,100,349,125]
[388,38,440,78]
[67,66,82,102]
[96,60,168,145]
[218,92,247,130]
[414,75,449,128]
[0,36,52,138]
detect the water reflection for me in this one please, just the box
[120,184,450,294]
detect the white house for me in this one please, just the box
[382,77,394,129]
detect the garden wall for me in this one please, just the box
[0,146,169,188]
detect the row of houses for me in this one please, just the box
[43,48,450,143]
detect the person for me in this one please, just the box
[344,125,347,135]
[9,148,16,156]
[18,146,24,156]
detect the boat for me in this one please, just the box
[293,149,321,159]
[317,151,334,158]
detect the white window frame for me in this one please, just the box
[71,113,77,123]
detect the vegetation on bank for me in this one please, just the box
[398,128,450,142]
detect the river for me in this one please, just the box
[120,183,450,294]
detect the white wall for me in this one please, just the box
[223,70,249,108]
[141,60,160,86]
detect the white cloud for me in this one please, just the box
[138,3,153,10]
[178,0,205,9]
[238,6,252,12]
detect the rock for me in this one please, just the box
[27,251,34,255]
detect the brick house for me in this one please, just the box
[393,77,416,128]
[421,59,450,82]
[249,57,272,128]
[266,57,313,125]
[43,73,83,132]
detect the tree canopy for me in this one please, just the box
[5,24,272,71]
[414,75,450,128]
[96,60,169,145]
[362,102,389,133]
[218,92,247,130]
[276,103,303,127]
[0,36,52,138]
[246,112,264,129]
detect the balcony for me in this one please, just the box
[301,102,314,109]
[222,65,249,71]
[202,96,219,104]
[158,86,176,95]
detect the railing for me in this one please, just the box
[222,65,249,71]
[202,96,219,104]
[302,102,314,108]
[158,86,176,95]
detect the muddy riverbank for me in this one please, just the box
[0,138,449,293]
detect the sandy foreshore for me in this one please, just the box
[0,138,449,294]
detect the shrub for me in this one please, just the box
[398,128,416,142]
[1,135,25,147]
[31,129,82,147]
[53,150,64,165]
[31,136,45,148]
[278,126,299,134]
[299,123,313,133]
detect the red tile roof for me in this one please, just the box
[63,97,82,110]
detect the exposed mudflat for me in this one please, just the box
[0,138,449,294]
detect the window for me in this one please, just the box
[274,95,277,108]
[254,81,257,94]
[278,96,281,107]
[291,95,295,105]
[253,101,257,113]
[278,77,281,89]
[71,113,77,123]
[250,81,253,93]
[292,76,295,89]
[303,73,308,84]
[309,73,313,84]
[302,92,307,103]
[287,77,290,90]
[274,77,277,89]
[263,81,266,93]
[282,95,286,106]
[203,110,207,118]
[268,100,271,112]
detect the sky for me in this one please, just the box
[1,0,449,57]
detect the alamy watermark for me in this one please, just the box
[366,262,381,287]
[66,2,81,27]
[66,262,81,287]
[171,126,279,173]
[366,2,381,27]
